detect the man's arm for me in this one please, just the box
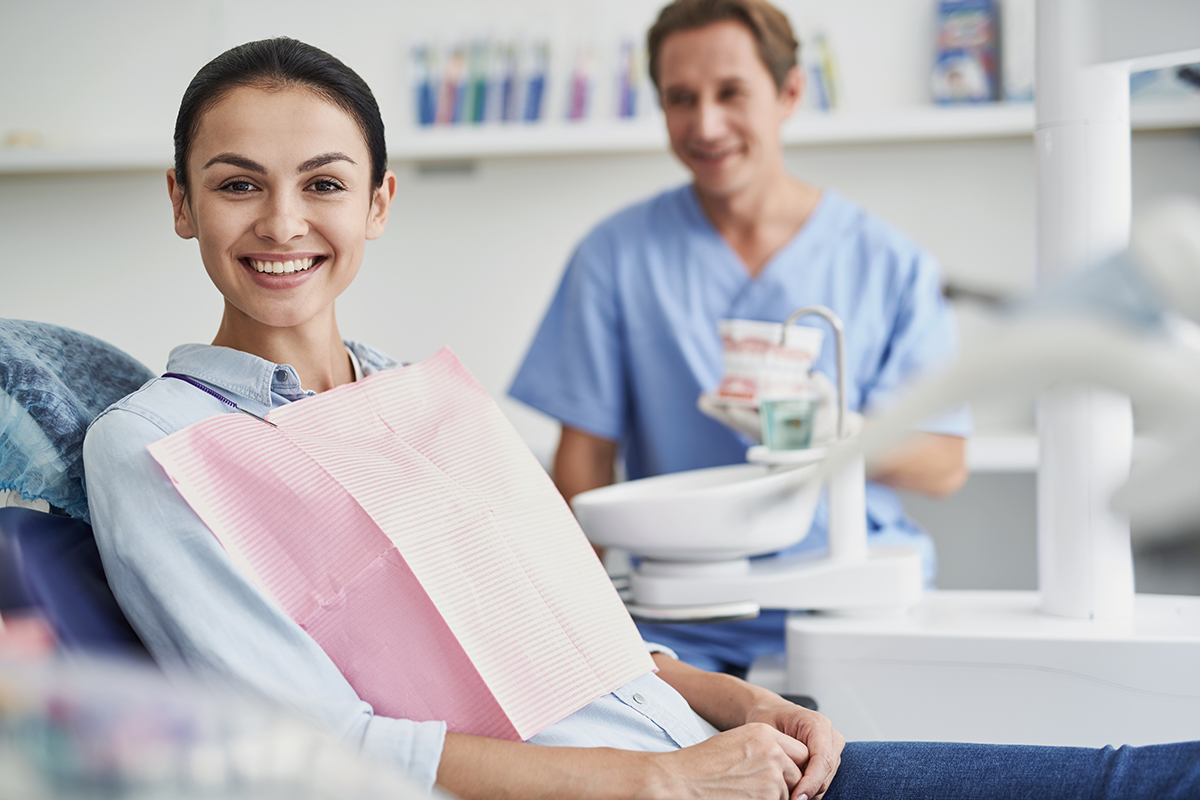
[867,432,967,499]
[554,425,619,559]
[554,425,618,504]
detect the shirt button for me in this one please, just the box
[274,369,289,382]
[633,693,645,704]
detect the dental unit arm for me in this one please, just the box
[817,196,1200,551]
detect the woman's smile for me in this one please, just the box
[246,256,320,275]
[239,253,327,290]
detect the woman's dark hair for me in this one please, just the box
[647,0,799,92]
[174,38,387,191]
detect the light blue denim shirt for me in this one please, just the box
[83,342,717,791]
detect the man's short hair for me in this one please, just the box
[647,0,800,93]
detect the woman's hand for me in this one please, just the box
[651,722,811,799]
[742,695,844,799]
[651,652,845,800]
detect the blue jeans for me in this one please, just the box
[826,741,1200,798]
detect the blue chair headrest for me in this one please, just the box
[0,318,153,521]
[0,506,147,657]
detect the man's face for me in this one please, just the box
[657,20,800,200]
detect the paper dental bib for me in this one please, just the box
[147,348,653,741]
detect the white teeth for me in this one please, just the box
[250,258,317,274]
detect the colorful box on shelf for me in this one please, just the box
[932,0,1000,104]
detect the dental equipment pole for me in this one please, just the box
[1036,0,1134,621]
[780,306,865,565]
[1035,0,1200,621]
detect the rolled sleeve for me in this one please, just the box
[83,407,447,789]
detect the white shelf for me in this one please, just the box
[0,143,175,175]
[2,101,1197,175]
[377,100,1200,161]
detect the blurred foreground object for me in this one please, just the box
[0,657,440,799]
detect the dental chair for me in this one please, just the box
[0,505,147,656]
[0,317,154,657]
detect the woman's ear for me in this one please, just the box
[166,169,196,240]
[366,169,398,240]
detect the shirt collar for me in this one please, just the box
[165,340,401,406]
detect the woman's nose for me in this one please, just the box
[254,194,308,243]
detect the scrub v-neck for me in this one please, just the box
[679,185,832,319]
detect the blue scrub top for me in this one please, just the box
[511,184,967,471]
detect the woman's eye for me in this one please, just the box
[310,178,346,193]
[219,179,257,193]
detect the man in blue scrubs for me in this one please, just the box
[510,0,970,676]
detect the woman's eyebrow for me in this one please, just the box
[203,153,266,173]
[297,152,357,172]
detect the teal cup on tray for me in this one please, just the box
[759,396,818,450]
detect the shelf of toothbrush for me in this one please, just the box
[5,100,1200,175]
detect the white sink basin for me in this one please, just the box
[571,463,822,562]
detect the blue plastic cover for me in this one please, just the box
[0,319,153,521]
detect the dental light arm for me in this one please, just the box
[815,197,1200,535]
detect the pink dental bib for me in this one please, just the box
[148,347,653,741]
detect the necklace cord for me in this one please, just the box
[161,372,278,428]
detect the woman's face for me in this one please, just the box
[168,85,394,332]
